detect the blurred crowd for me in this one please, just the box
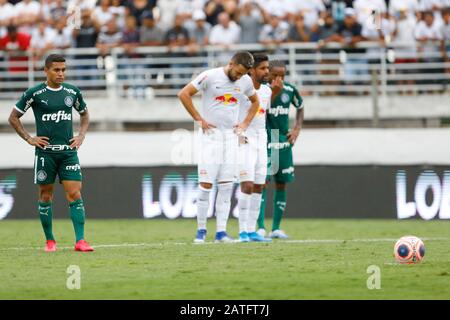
[0,0,449,97]
[0,0,449,58]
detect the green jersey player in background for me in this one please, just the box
[258,60,304,239]
[8,54,94,252]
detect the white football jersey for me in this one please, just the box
[191,67,256,130]
[239,83,272,131]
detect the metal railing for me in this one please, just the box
[1,41,449,100]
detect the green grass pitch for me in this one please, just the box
[0,219,449,299]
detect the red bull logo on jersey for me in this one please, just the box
[215,94,238,105]
[257,107,265,116]
[41,110,72,123]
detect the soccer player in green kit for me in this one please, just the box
[8,54,94,252]
[258,60,304,239]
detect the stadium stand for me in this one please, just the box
[0,0,449,128]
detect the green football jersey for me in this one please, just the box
[267,81,303,137]
[15,82,87,153]
[266,82,303,152]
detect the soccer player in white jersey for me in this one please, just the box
[178,52,260,243]
[237,53,273,243]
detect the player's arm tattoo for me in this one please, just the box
[78,109,90,138]
[294,107,304,131]
[8,109,32,142]
[287,107,304,145]
[70,110,90,149]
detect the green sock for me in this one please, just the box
[69,199,85,242]
[257,188,267,230]
[272,189,287,231]
[39,201,55,241]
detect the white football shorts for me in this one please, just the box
[237,129,267,185]
[197,128,238,184]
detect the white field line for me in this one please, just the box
[1,237,449,251]
[284,237,450,244]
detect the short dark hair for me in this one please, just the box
[45,54,66,68]
[231,51,254,69]
[251,53,269,68]
[269,60,286,71]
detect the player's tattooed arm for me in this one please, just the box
[70,109,90,149]
[178,83,216,133]
[287,107,304,145]
[8,108,49,149]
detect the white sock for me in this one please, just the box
[248,192,263,233]
[215,182,233,233]
[197,186,211,230]
[238,192,252,233]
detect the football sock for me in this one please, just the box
[248,192,263,233]
[69,199,85,242]
[272,189,287,231]
[197,186,211,230]
[215,182,233,233]
[38,201,55,241]
[257,188,267,230]
[238,191,251,233]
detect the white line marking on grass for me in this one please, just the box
[0,246,38,251]
[283,237,450,244]
[1,237,449,251]
[92,243,159,248]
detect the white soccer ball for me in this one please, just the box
[393,236,425,264]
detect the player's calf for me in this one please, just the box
[194,185,211,242]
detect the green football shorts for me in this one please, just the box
[266,147,295,183]
[34,150,82,185]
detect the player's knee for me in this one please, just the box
[275,183,286,191]
[240,181,253,194]
[39,187,53,202]
[66,189,82,202]
[39,193,53,203]
[253,184,264,193]
[200,182,213,190]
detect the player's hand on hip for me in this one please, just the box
[238,135,248,145]
[70,134,85,149]
[27,136,49,149]
[234,123,248,136]
[198,119,216,134]
[287,128,300,145]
